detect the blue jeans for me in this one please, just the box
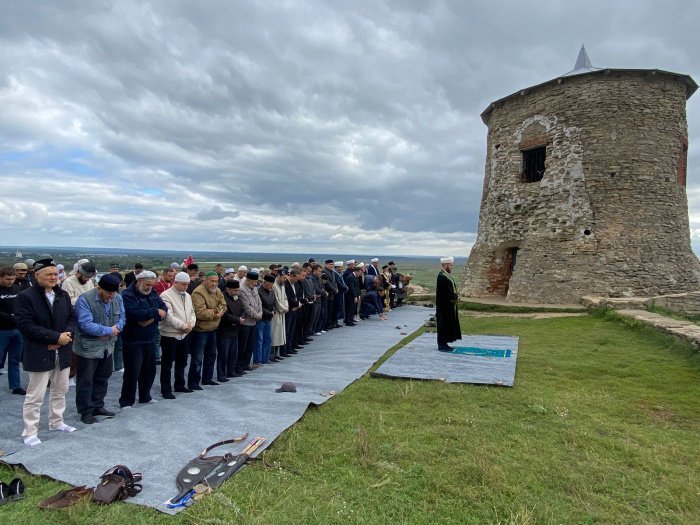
[254,320,272,364]
[189,330,218,386]
[0,329,23,391]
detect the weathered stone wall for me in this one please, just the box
[461,71,700,303]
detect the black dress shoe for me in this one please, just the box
[233,372,244,377]
[437,345,453,352]
[218,377,229,382]
[175,387,194,393]
[244,366,253,371]
[288,349,298,354]
[162,392,176,400]
[270,357,282,362]
[190,385,204,391]
[81,414,97,425]
[12,388,26,395]
[202,380,220,386]
[93,407,115,417]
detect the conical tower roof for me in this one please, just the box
[562,45,601,76]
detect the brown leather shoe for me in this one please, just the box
[38,485,93,509]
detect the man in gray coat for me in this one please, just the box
[73,274,125,424]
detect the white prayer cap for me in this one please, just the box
[370,258,379,263]
[224,267,235,274]
[170,262,180,269]
[357,262,366,268]
[174,272,190,283]
[345,259,355,265]
[237,265,248,271]
[334,261,343,267]
[440,257,454,264]
[136,270,157,280]
[291,262,301,269]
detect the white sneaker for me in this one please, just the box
[69,377,76,387]
[24,435,42,447]
[144,399,159,404]
[50,423,76,433]
[314,332,322,336]
[321,330,327,333]
[115,368,125,373]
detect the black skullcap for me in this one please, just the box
[263,274,275,283]
[225,279,240,289]
[98,273,121,292]
[324,259,334,264]
[187,263,199,271]
[78,262,97,278]
[246,271,259,280]
[277,269,288,276]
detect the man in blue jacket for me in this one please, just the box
[14,259,76,447]
[119,271,167,408]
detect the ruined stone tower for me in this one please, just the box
[461,47,700,303]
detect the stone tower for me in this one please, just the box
[461,47,700,303]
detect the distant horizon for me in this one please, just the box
[0,245,467,261]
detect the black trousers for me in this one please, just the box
[119,341,157,407]
[284,310,297,355]
[344,294,356,323]
[326,295,336,329]
[160,335,189,394]
[236,325,256,373]
[76,352,113,415]
[216,332,239,379]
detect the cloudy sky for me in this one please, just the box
[1,1,699,256]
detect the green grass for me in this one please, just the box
[2,314,699,524]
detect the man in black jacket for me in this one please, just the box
[0,266,25,395]
[343,267,362,326]
[217,280,244,380]
[14,259,77,446]
[283,270,301,356]
[255,275,276,366]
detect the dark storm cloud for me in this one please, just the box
[0,0,699,254]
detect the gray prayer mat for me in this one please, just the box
[371,333,519,386]
[0,306,431,514]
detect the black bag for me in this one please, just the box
[92,465,142,505]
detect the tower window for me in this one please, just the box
[521,146,546,183]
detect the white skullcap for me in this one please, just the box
[440,257,454,264]
[370,258,379,263]
[56,264,65,270]
[237,265,248,271]
[136,270,157,280]
[357,262,366,268]
[345,259,355,265]
[224,267,235,274]
[334,261,343,267]
[291,262,301,269]
[170,262,180,269]
[174,272,190,283]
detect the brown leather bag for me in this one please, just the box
[92,465,142,505]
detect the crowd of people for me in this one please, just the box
[0,256,414,447]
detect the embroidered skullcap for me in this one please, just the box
[205,271,218,278]
[33,259,56,272]
[334,261,343,267]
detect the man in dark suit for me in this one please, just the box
[123,262,144,287]
[343,266,362,326]
[14,259,77,446]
